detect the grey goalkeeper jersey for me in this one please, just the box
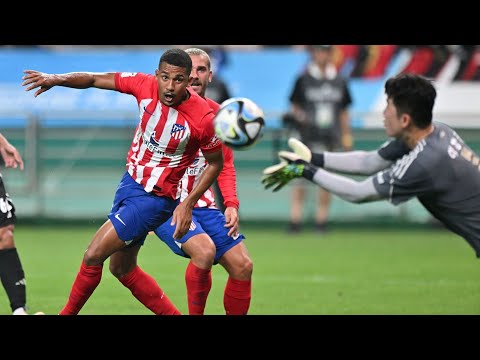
[374,121,480,257]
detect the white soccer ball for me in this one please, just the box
[213,97,265,150]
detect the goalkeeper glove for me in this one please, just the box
[261,139,318,192]
[261,159,307,192]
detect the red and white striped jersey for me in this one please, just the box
[179,97,240,210]
[114,72,222,199]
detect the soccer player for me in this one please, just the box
[263,73,480,259]
[152,48,252,315]
[22,48,224,315]
[0,132,43,315]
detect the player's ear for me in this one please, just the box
[401,113,412,128]
[188,75,193,86]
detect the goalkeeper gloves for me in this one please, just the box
[261,138,318,192]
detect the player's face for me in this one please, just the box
[155,62,193,107]
[312,48,331,67]
[189,54,212,98]
[383,97,404,138]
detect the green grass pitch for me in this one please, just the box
[1,224,480,315]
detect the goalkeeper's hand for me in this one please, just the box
[261,137,316,192]
[261,158,306,192]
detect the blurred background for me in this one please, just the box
[2,44,480,226]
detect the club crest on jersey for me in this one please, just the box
[171,124,186,140]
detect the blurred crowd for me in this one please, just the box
[2,45,479,81]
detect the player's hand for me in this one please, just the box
[171,202,193,240]
[261,157,306,192]
[22,70,57,97]
[224,207,239,237]
[0,143,24,171]
[286,137,312,162]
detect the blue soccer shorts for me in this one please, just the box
[154,207,245,264]
[108,171,178,246]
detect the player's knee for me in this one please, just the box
[0,224,15,250]
[109,261,132,279]
[187,238,216,268]
[83,247,108,267]
[229,256,253,280]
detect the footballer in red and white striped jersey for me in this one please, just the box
[179,97,240,210]
[114,72,222,199]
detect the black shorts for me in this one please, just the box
[0,176,16,227]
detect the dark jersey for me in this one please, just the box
[373,122,480,257]
[0,174,16,226]
[289,67,352,147]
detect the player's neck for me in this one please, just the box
[405,124,434,149]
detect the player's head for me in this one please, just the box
[383,73,437,137]
[185,47,212,98]
[155,48,193,107]
[310,45,333,67]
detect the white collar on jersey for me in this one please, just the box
[307,62,337,80]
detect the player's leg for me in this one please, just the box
[316,189,331,233]
[155,215,216,315]
[289,181,306,233]
[0,224,27,315]
[217,242,253,315]
[194,208,251,315]
[59,219,127,315]
[0,178,37,315]
[60,172,179,315]
[109,244,181,315]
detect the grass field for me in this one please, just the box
[1,223,480,315]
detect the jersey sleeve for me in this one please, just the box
[199,112,222,154]
[372,153,434,205]
[216,144,239,209]
[114,72,149,96]
[377,138,411,161]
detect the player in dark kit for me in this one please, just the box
[0,132,44,315]
[263,73,480,258]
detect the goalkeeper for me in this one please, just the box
[263,73,480,258]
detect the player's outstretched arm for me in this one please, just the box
[288,137,392,175]
[22,70,117,97]
[262,150,383,203]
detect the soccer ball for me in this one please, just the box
[213,97,265,150]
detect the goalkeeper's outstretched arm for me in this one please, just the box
[322,151,393,175]
[287,137,392,175]
[309,168,383,203]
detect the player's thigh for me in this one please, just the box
[109,243,142,278]
[85,219,127,263]
[194,208,245,264]
[108,172,178,242]
[218,241,252,279]
[154,215,207,258]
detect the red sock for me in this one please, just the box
[119,265,181,315]
[224,277,251,315]
[59,261,103,315]
[185,261,212,315]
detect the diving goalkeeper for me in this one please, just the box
[263,73,480,258]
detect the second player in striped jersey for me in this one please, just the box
[154,48,253,315]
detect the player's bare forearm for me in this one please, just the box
[171,149,223,239]
[184,149,224,208]
[22,70,116,97]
